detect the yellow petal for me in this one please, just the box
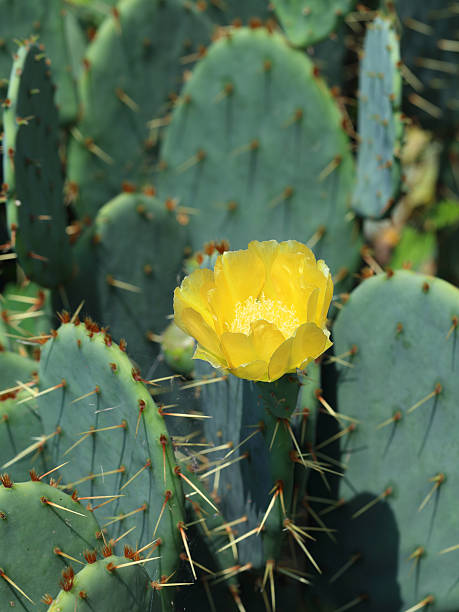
[178,308,222,358]
[216,248,265,305]
[230,360,269,382]
[220,332,258,368]
[290,323,331,369]
[250,320,285,362]
[174,269,215,330]
[268,338,294,382]
[193,346,227,369]
[278,240,316,263]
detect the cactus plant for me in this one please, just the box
[48,555,154,611]
[272,0,356,47]
[352,15,403,219]
[309,270,459,610]
[66,0,212,221]
[0,479,101,609]
[157,28,360,288]
[2,42,73,288]
[37,320,186,585]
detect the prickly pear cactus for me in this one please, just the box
[272,0,356,46]
[157,27,360,287]
[0,479,101,609]
[310,270,459,611]
[48,555,154,611]
[66,192,189,372]
[37,320,186,583]
[66,0,212,220]
[2,43,73,288]
[193,361,301,569]
[352,15,403,219]
[0,0,83,123]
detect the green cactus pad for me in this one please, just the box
[0,281,51,352]
[352,15,403,219]
[48,554,154,611]
[0,391,45,480]
[271,0,355,46]
[157,27,360,287]
[193,362,301,567]
[66,0,212,220]
[79,192,189,373]
[0,0,82,123]
[0,350,37,390]
[0,480,101,610]
[310,270,459,610]
[3,43,73,288]
[37,321,186,581]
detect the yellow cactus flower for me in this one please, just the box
[173,240,333,382]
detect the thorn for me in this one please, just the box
[440,543,459,555]
[111,526,136,545]
[268,186,294,209]
[71,387,99,404]
[352,487,392,519]
[39,461,69,480]
[77,494,124,501]
[446,316,458,340]
[284,519,321,573]
[106,275,141,293]
[376,410,403,429]
[112,556,160,569]
[70,300,85,324]
[198,453,248,480]
[54,547,85,565]
[115,87,139,112]
[223,428,260,458]
[315,424,356,450]
[28,251,49,262]
[269,420,280,451]
[63,429,93,456]
[332,594,368,612]
[160,435,167,484]
[315,390,359,424]
[175,467,220,513]
[120,459,151,491]
[437,39,459,52]
[211,563,252,585]
[408,93,442,119]
[180,553,215,576]
[218,527,259,552]
[178,522,197,580]
[2,428,60,469]
[418,473,445,512]
[79,423,126,435]
[16,380,65,404]
[275,566,311,585]
[407,384,442,414]
[176,149,206,174]
[153,491,172,537]
[0,569,35,604]
[63,467,124,489]
[258,486,281,535]
[103,504,147,527]
[180,376,226,390]
[262,560,276,612]
[329,553,361,583]
[404,595,434,612]
[318,156,342,182]
[41,497,87,517]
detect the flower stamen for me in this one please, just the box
[229,294,299,338]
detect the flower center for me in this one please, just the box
[229,294,299,337]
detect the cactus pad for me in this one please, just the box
[2,43,73,288]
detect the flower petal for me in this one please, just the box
[177,307,222,358]
[290,322,331,369]
[193,346,227,369]
[220,332,258,368]
[174,269,216,330]
[231,360,269,382]
[216,248,265,305]
[250,320,285,362]
[268,338,294,382]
